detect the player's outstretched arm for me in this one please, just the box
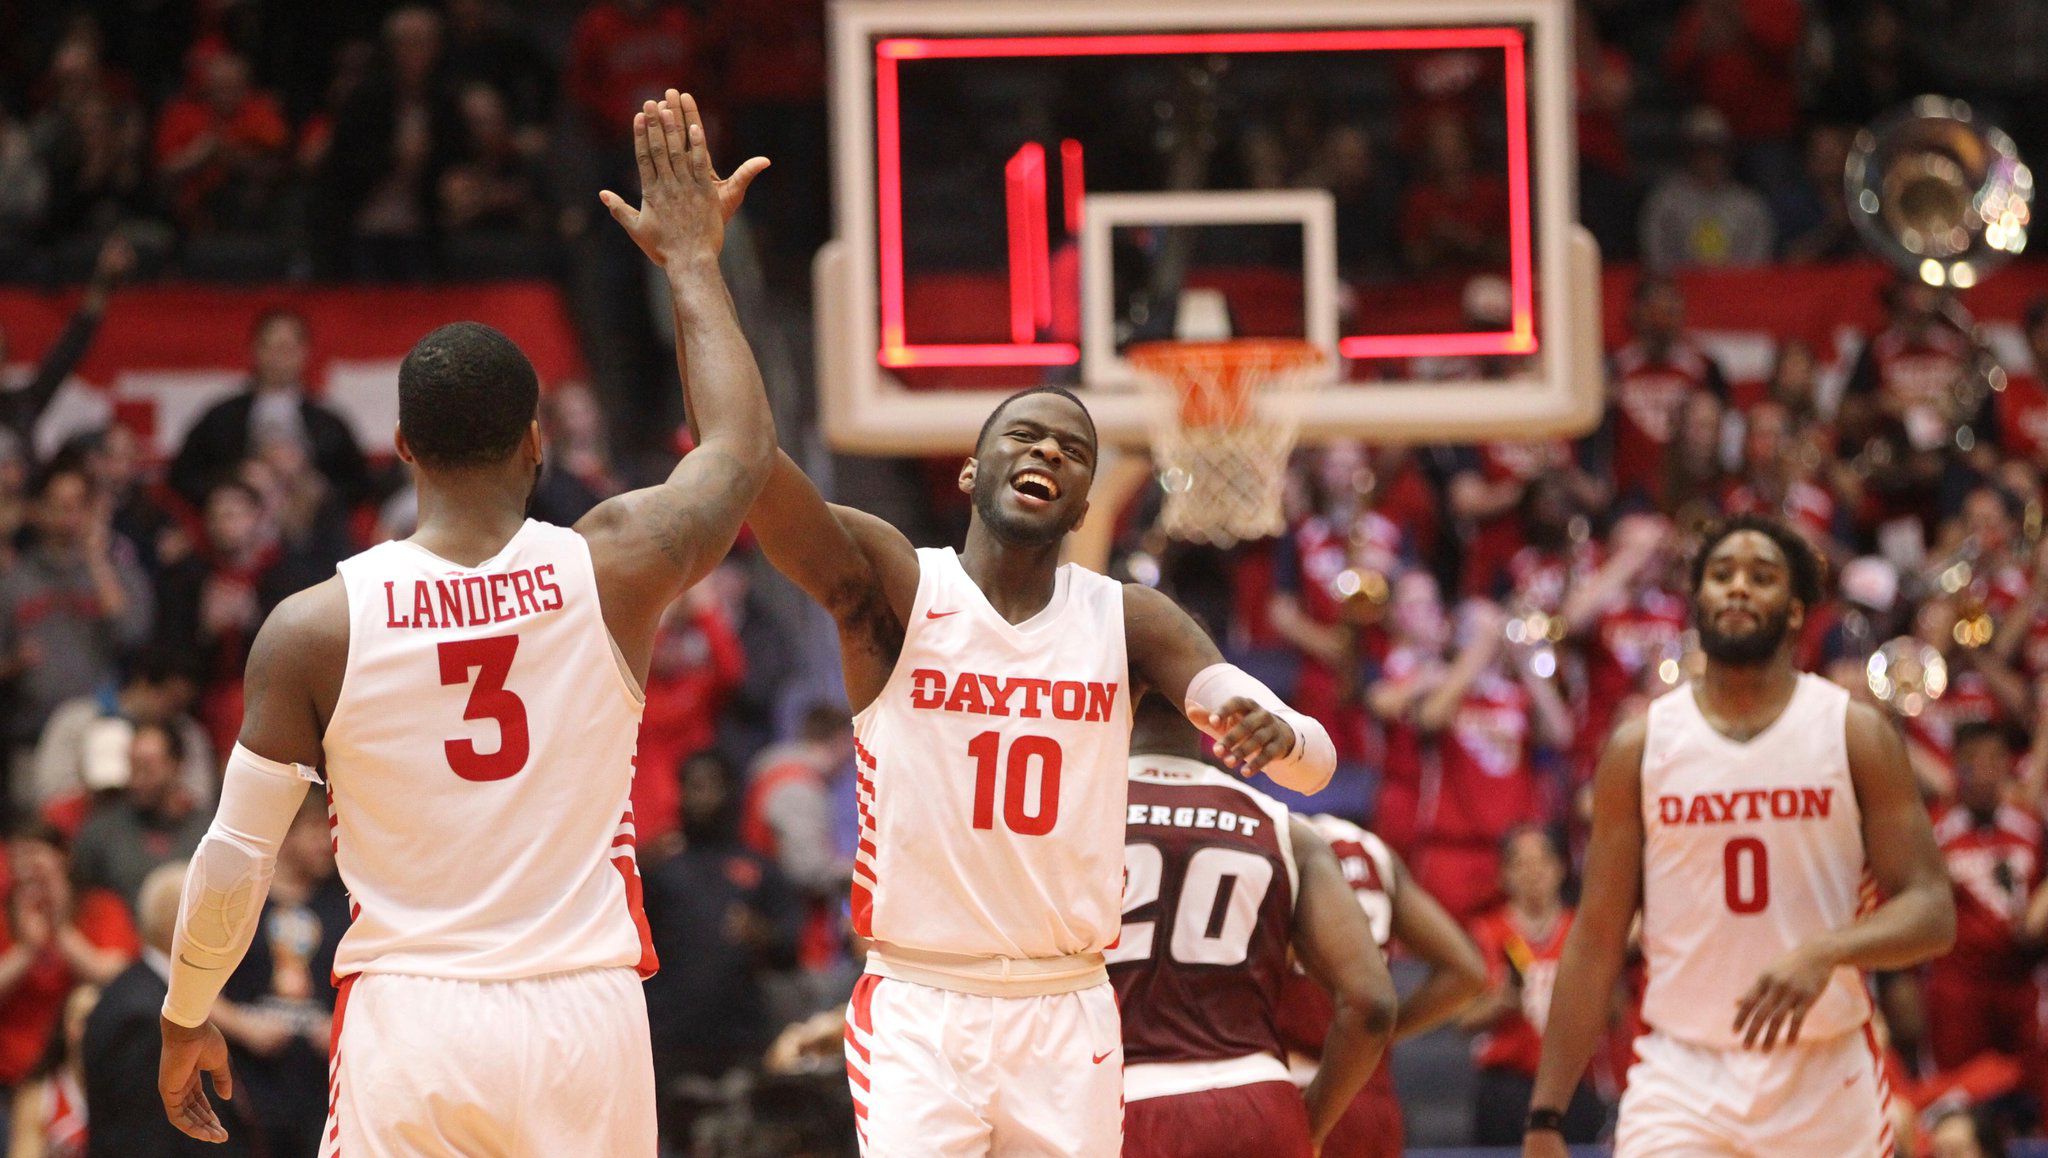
[1384,851,1489,1043]
[580,92,776,674]
[1729,703,1955,1051]
[1288,817,1398,1149]
[159,579,343,1143]
[1124,585,1336,793]
[744,449,920,709]
[1524,719,1646,1158]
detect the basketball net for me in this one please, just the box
[1126,339,1325,547]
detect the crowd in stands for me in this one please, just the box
[3,2,2048,1156]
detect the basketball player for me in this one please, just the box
[744,391,1338,1154]
[1274,805,1488,1158]
[1524,515,1955,1157]
[1112,693,1397,1157]
[156,92,773,1153]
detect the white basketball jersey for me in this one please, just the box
[1638,674,1872,1047]
[851,547,1131,959]
[324,521,655,982]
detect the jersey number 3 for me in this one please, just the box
[439,636,530,781]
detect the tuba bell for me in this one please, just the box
[1845,97,2034,425]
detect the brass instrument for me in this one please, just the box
[1845,97,2033,426]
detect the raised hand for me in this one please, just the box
[1200,697,1298,776]
[600,90,769,267]
[159,1016,235,1143]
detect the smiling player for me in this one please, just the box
[743,385,1337,1155]
[1524,515,1953,1157]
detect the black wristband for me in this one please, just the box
[1525,1107,1565,1135]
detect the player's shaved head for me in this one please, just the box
[1131,691,1205,761]
[974,385,1097,458]
[398,322,540,468]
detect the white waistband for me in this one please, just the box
[1284,1051,1320,1089]
[1124,1054,1295,1102]
[864,942,1108,997]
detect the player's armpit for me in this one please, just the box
[1289,817,1397,1145]
[236,578,346,766]
[1385,853,1489,1042]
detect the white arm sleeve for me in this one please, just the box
[1184,662,1337,795]
[162,744,317,1027]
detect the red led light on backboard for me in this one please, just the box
[873,27,1537,368]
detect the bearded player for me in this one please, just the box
[1275,800,1488,1156]
[155,93,773,1153]
[744,390,1337,1155]
[1111,693,1396,1156]
[1525,515,1953,1156]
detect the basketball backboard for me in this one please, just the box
[816,0,1601,453]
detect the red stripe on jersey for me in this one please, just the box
[1862,1021,1895,1157]
[854,740,878,770]
[849,974,880,1035]
[845,1059,870,1091]
[323,974,358,1155]
[851,879,875,936]
[611,808,660,979]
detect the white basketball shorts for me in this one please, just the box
[842,974,1124,1157]
[320,967,655,1158]
[1615,1025,1894,1157]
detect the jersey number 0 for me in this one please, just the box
[439,635,530,781]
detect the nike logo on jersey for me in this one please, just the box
[1092,1050,1115,1065]
[926,609,961,619]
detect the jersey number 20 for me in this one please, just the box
[439,636,530,781]
[1105,844,1274,967]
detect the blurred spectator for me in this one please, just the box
[643,751,801,1135]
[1773,123,1859,263]
[1760,337,1825,423]
[0,97,50,239]
[1639,107,1774,271]
[440,0,555,142]
[215,797,348,1158]
[1399,112,1509,275]
[237,438,355,582]
[1813,3,1917,127]
[0,464,152,807]
[1559,516,1688,787]
[69,722,206,909]
[31,651,211,826]
[438,82,550,241]
[293,40,376,181]
[0,822,134,1095]
[8,982,97,1158]
[634,578,747,847]
[1839,279,1972,535]
[57,422,185,580]
[81,862,252,1156]
[706,0,828,271]
[1663,0,1805,193]
[1461,826,1604,1144]
[1365,579,1571,920]
[1722,401,1847,562]
[1606,277,1729,507]
[166,309,371,513]
[1926,724,2040,1081]
[153,481,297,757]
[152,51,289,236]
[27,21,148,244]
[741,705,854,974]
[1574,6,1637,258]
[1927,1104,2009,1158]
[565,0,703,138]
[0,237,131,452]
[1448,440,1604,602]
[1660,388,1732,525]
[315,6,458,280]
[1993,297,2048,469]
[532,381,623,526]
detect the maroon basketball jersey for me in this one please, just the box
[1109,755,1298,1070]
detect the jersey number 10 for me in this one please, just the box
[967,732,1062,835]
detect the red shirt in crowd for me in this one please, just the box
[1398,173,1509,269]
[1573,585,1688,783]
[1608,339,1725,502]
[1420,667,1539,846]
[706,0,825,107]
[152,88,290,226]
[566,3,703,130]
[634,603,747,844]
[1720,477,1835,543]
[1931,802,2043,985]
[0,890,139,1084]
[1664,0,1805,142]
[1460,440,1578,599]
[1467,907,1575,1076]
[1997,371,2048,463]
